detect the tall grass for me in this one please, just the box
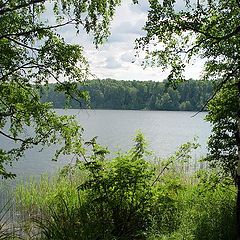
[15,135,237,240]
[148,171,236,240]
[0,181,20,240]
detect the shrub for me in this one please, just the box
[15,134,237,240]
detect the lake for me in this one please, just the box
[2,109,211,179]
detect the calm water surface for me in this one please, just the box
[3,109,211,179]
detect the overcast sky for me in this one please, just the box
[58,0,204,82]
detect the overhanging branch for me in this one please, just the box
[6,36,40,51]
[0,20,75,40]
[192,66,240,117]
[0,0,46,15]
[0,130,31,143]
[185,23,240,42]
[0,62,33,81]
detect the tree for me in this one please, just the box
[0,0,122,178]
[136,0,240,237]
[206,80,239,180]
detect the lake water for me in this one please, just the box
[2,109,211,179]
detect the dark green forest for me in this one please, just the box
[41,79,214,111]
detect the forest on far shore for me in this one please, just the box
[41,79,214,111]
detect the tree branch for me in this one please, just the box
[40,67,85,106]
[0,130,30,143]
[236,0,240,8]
[0,62,33,81]
[0,0,46,15]
[151,152,186,187]
[192,66,240,117]
[0,0,11,10]
[6,36,40,51]
[0,20,75,40]
[0,126,58,147]
[185,23,240,42]
[0,111,14,118]
[176,38,205,55]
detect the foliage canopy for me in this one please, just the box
[137,0,240,83]
[0,0,123,178]
[206,80,239,180]
[137,0,240,185]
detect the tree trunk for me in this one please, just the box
[237,174,240,240]
[236,80,240,240]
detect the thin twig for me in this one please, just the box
[151,152,185,186]
[192,66,239,117]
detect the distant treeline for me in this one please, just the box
[41,79,214,111]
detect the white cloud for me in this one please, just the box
[105,56,122,69]
[113,19,145,35]
[128,0,150,14]
[120,51,135,63]
[49,0,204,82]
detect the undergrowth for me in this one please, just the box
[15,133,237,240]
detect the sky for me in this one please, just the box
[57,0,205,82]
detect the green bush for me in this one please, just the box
[15,134,237,240]
[149,171,236,240]
[173,171,236,240]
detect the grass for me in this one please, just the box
[14,136,237,240]
[15,169,237,240]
